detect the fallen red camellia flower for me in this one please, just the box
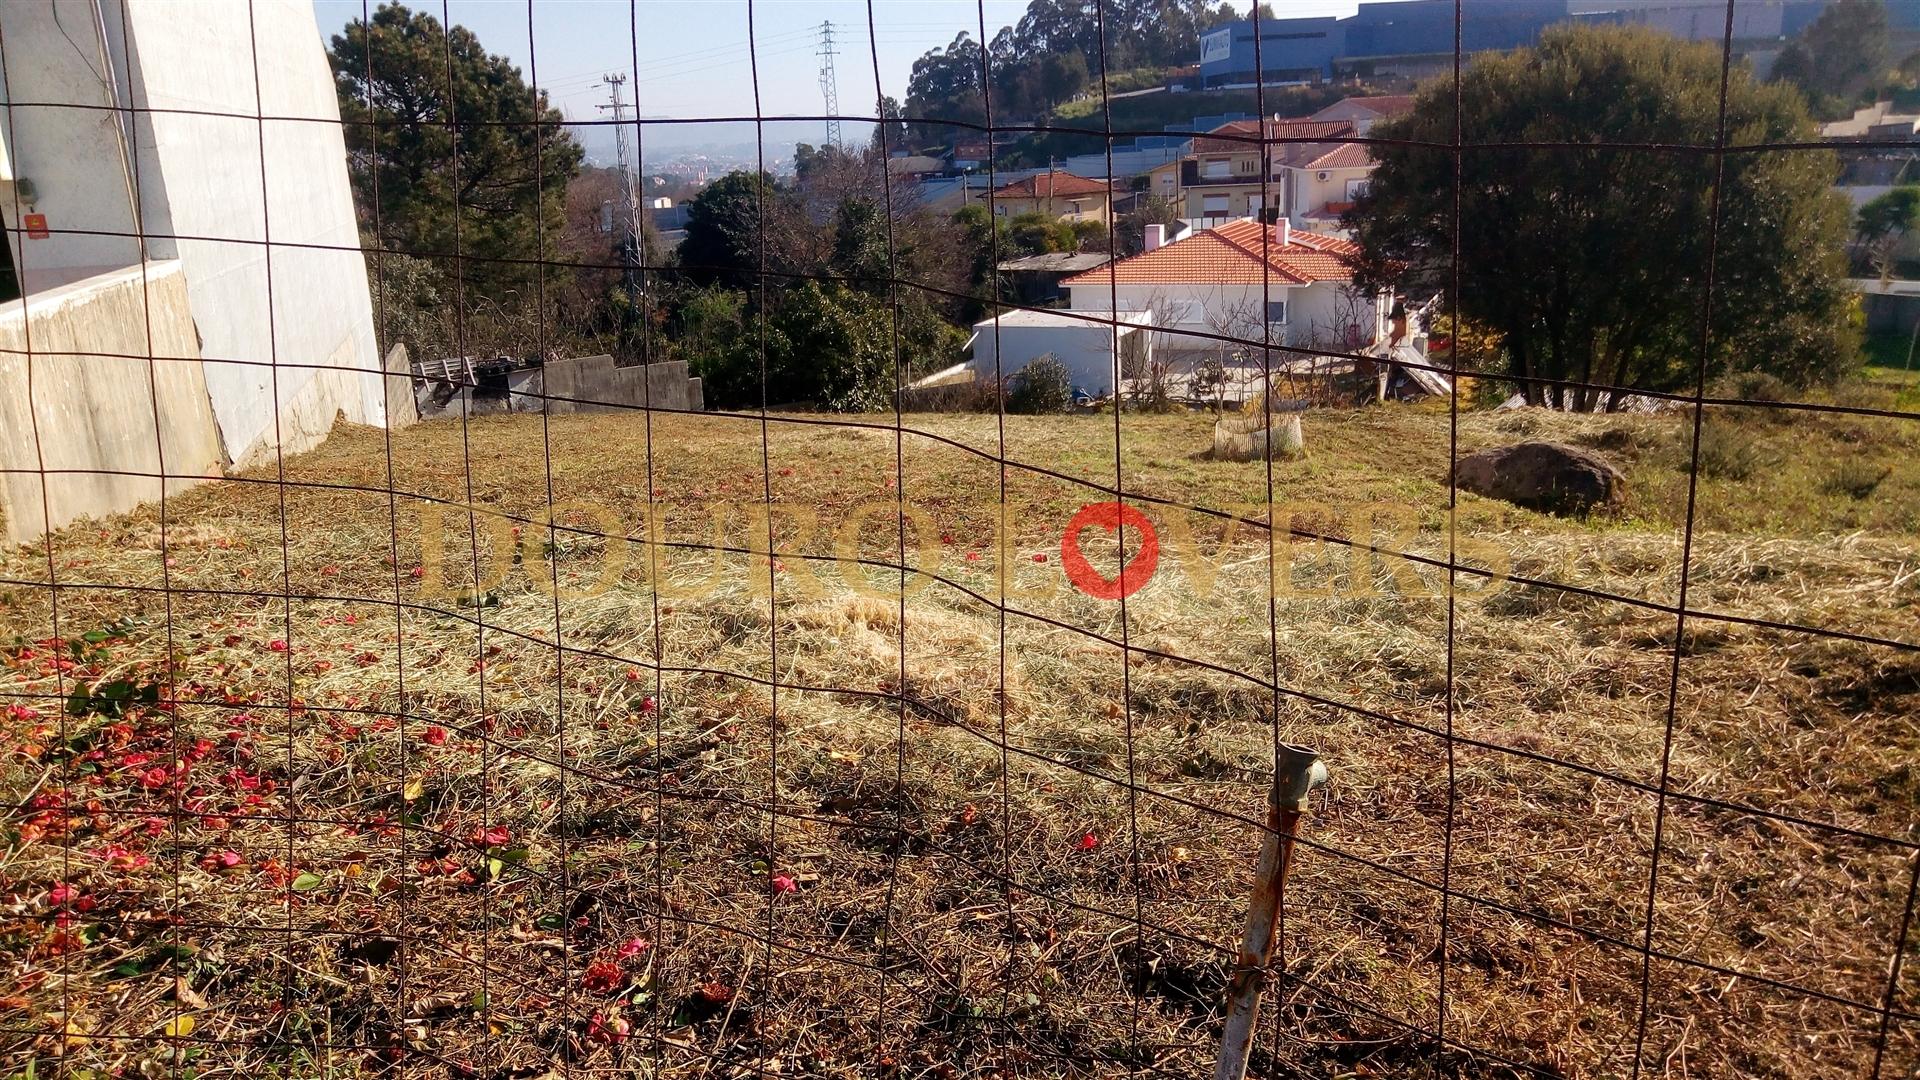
[582,960,624,993]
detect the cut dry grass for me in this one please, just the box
[1,403,1915,1080]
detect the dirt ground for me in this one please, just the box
[2,393,1916,1079]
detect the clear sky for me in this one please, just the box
[312,0,1029,150]
[308,1,1395,155]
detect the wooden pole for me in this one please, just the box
[1214,744,1327,1080]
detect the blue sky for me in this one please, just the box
[312,2,1029,133]
[309,1,1381,153]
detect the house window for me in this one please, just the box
[1202,194,1230,219]
[1201,158,1231,179]
[1266,299,1287,324]
[1346,177,1370,200]
[1235,157,1256,174]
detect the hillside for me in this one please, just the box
[1000,83,1382,167]
[2,387,1916,1078]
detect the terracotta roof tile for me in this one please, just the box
[1302,142,1374,170]
[1189,118,1356,154]
[1058,219,1358,288]
[988,170,1114,198]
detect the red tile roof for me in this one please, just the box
[988,170,1114,198]
[1302,142,1375,170]
[1189,118,1356,154]
[1058,219,1359,288]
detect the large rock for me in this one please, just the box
[1453,441,1625,514]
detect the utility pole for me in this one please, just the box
[817,20,842,149]
[596,74,643,323]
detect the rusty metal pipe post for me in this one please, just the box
[1214,743,1328,1080]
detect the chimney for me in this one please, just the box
[1144,224,1165,251]
[1276,217,1291,248]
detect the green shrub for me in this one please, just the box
[1821,459,1891,500]
[684,283,967,412]
[1008,355,1073,414]
[1716,369,1788,404]
[1830,381,1899,411]
[1688,421,1763,480]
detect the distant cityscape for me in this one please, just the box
[570,123,799,178]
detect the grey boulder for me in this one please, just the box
[1453,441,1625,514]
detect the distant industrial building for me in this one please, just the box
[1196,0,1857,88]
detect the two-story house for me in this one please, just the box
[1152,97,1417,236]
[978,170,1118,224]
[1174,118,1357,223]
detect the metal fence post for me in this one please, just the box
[1214,743,1328,1080]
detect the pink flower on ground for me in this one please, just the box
[470,825,511,847]
[268,640,288,652]
[770,872,798,894]
[1077,832,1099,852]
[98,845,150,870]
[47,884,94,911]
[422,725,449,746]
[586,1009,630,1044]
[616,937,650,959]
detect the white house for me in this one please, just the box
[1284,142,1377,236]
[0,0,384,542]
[1061,217,1387,362]
[965,309,1156,398]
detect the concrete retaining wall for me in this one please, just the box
[0,261,224,544]
[384,344,419,430]
[525,356,704,416]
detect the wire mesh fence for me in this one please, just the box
[1,1,1917,1078]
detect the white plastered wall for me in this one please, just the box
[117,0,382,469]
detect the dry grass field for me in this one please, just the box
[2,375,1917,1079]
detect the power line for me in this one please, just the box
[817,19,841,149]
[595,74,643,318]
